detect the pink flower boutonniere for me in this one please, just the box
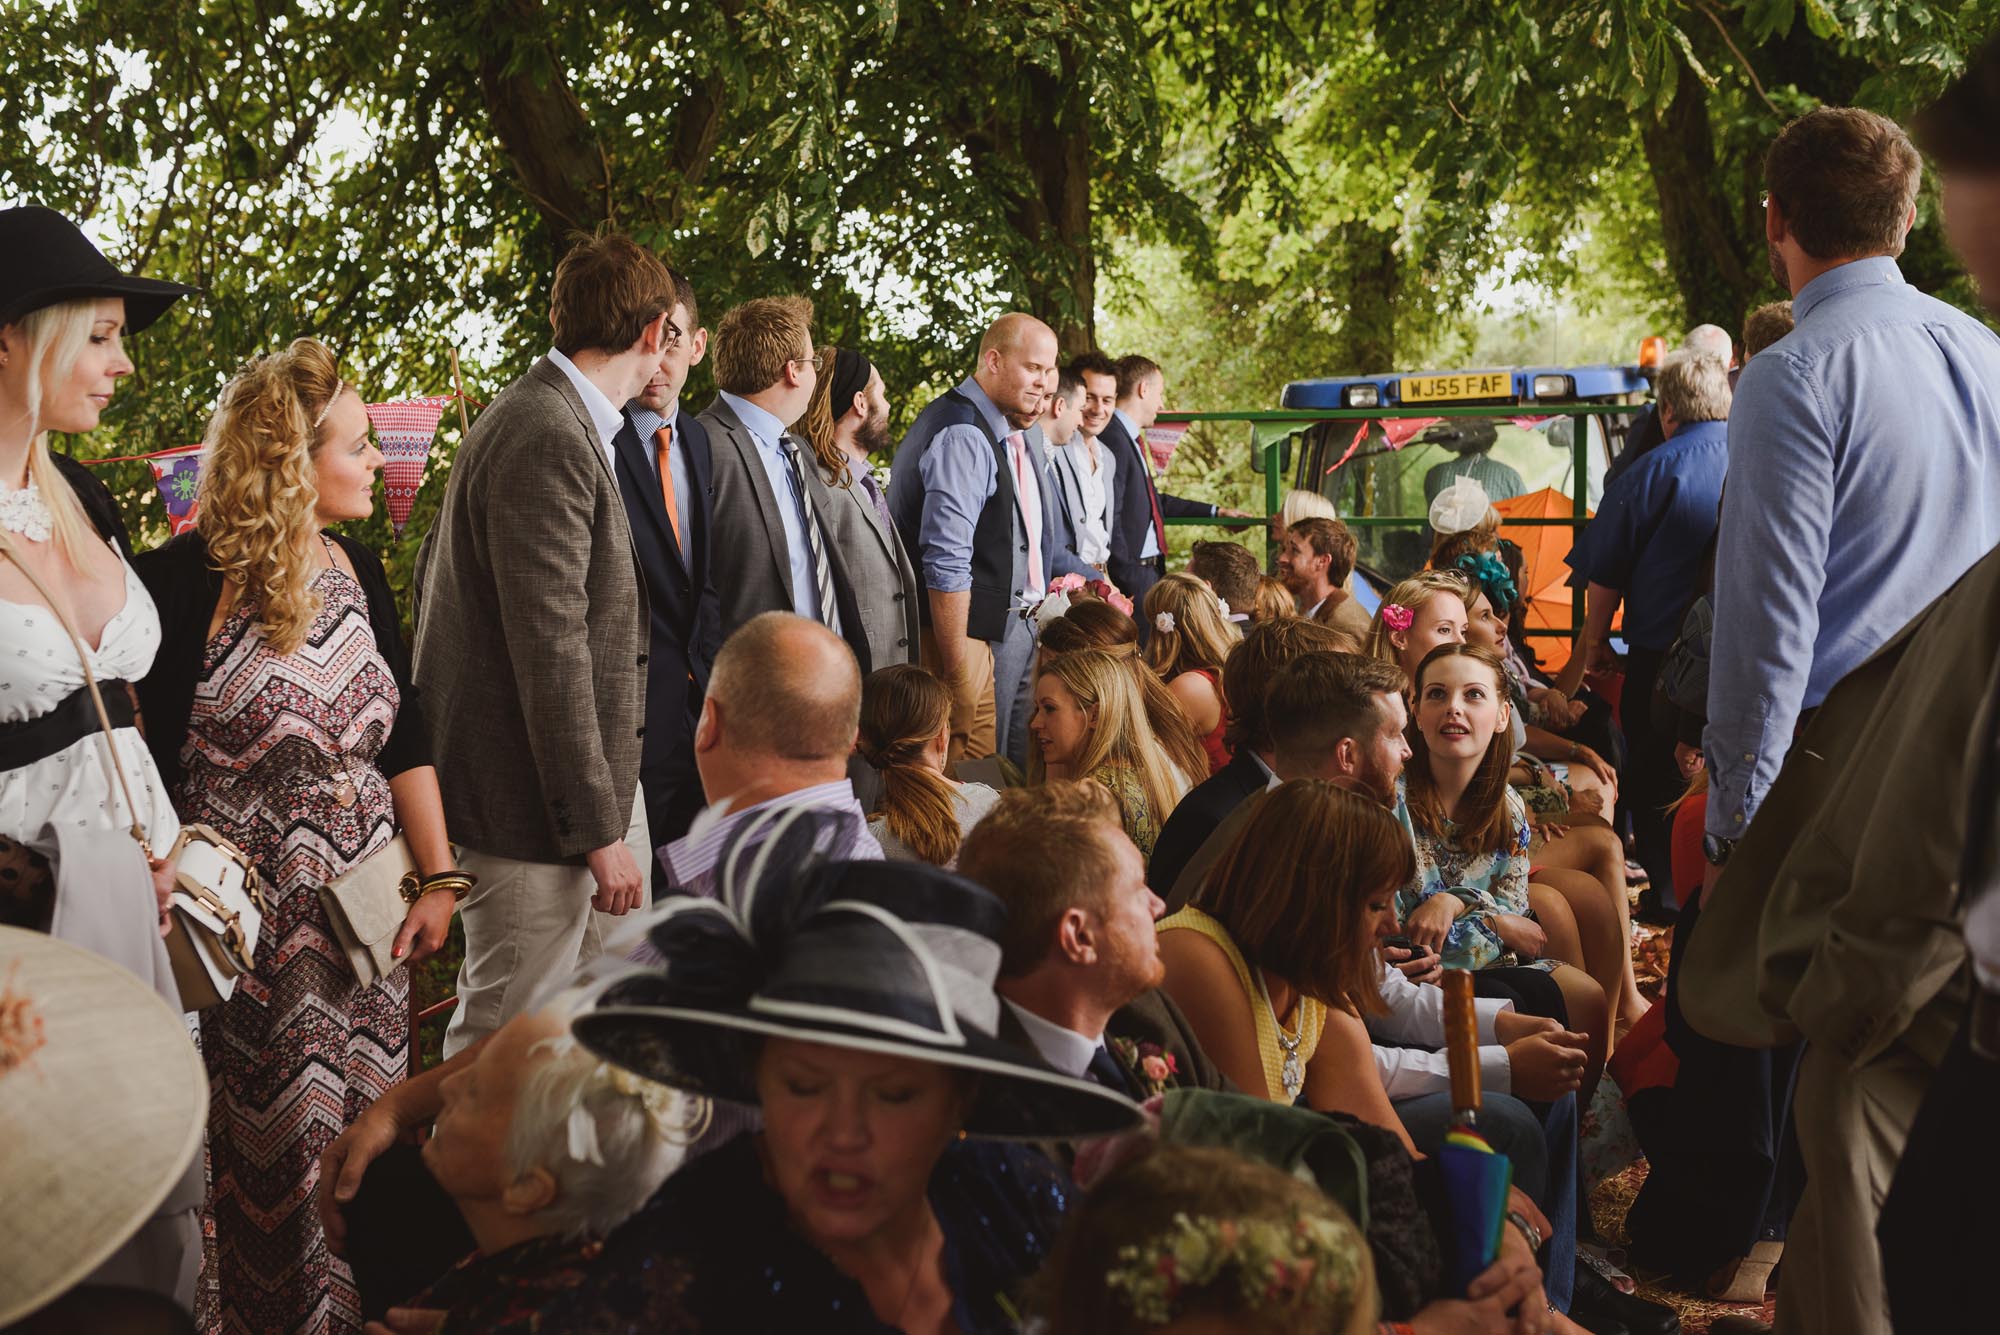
[1111,1037,1182,1098]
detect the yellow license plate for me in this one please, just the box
[1401,371,1512,402]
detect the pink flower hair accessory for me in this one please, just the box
[1381,603,1414,633]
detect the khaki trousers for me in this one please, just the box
[1778,1037,1933,1335]
[441,787,649,1058]
[921,633,996,767]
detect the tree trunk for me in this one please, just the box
[1335,220,1397,371]
[1637,60,1761,335]
[474,0,613,249]
[1003,51,1097,356]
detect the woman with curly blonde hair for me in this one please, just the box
[135,337,462,1335]
[1029,648,1190,857]
[1141,572,1240,773]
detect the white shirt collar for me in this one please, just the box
[1113,408,1140,442]
[1003,998,1103,1079]
[1250,751,1277,786]
[716,390,792,454]
[545,348,626,463]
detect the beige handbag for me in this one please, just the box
[318,834,421,987]
[0,530,266,1011]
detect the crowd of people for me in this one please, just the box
[3,42,2000,1335]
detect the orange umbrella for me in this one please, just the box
[1492,487,1618,672]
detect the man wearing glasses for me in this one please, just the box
[611,268,721,859]
[700,296,865,661]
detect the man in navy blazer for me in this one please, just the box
[1100,353,1247,621]
[610,269,722,868]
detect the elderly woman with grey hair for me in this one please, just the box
[390,1001,697,1332]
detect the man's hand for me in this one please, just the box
[1505,1030,1591,1102]
[1675,742,1705,780]
[1492,1009,1560,1045]
[364,1309,446,1335]
[316,1098,406,1257]
[586,841,645,915]
[1384,943,1442,986]
[1404,895,1461,953]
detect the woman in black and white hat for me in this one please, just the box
[0,208,200,1307]
[535,809,1144,1334]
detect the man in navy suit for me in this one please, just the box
[611,267,722,877]
[1099,353,1249,620]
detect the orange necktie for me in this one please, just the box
[654,425,684,549]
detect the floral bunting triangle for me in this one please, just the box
[146,444,205,535]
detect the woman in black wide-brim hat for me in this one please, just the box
[0,206,202,1311]
[491,808,1144,1335]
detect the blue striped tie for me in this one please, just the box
[781,437,842,636]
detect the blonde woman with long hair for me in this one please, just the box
[0,206,201,1306]
[1029,648,1190,857]
[1142,572,1240,773]
[1363,569,1472,677]
[1036,596,1209,788]
[134,337,461,1335]
[858,663,999,865]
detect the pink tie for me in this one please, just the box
[1008,431,1044,593]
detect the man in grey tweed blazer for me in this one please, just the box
[414,233,675,1057]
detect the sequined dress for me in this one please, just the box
[176,566,409,1335]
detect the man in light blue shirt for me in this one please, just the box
[1703,143,2000,876]
[889,313,1093,767]
[1692,106,2000,1335]
[701,296,863,666]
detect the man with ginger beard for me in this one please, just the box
[889,313,1094,768]
[956,781,1228,1098]
[807,346,919,676]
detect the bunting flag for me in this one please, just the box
[363,396,453,534]
[1142,421,1192,472]
[1378,416,1443,449]
[146,444,205,535]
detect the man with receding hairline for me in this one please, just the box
[889,312,1094,769]
[657,611,879,900]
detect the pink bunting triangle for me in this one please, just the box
[365,396,452,535]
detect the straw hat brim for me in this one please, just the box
[0,927,208,1326]
[574,1003,1145,1142]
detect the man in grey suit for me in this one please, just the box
[413,232,670,1058]
[698,296,868,668]
[806,346,919,673]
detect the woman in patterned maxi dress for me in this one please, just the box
[137,340,461,1334]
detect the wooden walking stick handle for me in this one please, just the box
[1444,967,1482,1121]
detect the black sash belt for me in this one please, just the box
[0,680,137,771]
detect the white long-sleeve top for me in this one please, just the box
[1366,957,1515,1099]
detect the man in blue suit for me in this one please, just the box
[1100,353,1248,623]
[611,267,722,880]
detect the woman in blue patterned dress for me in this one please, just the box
[1394,644,1608,1093]
[136,340,462,1335]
